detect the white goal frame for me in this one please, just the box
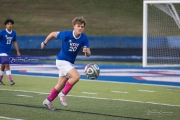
[143,0,180,67]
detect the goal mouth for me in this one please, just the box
[143,0,180,67]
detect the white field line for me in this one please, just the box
[81,92,98,94]
[0,88,47,94]
[0,88,180,107]
[0,116,23,120]
[167,89,180,92]
[12,74,180,88]
[110,91,129,94]
[16,94,33,97]
[138,90,156,92]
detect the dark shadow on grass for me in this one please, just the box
[0,102,151,120]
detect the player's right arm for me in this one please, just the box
[41,31,59,49]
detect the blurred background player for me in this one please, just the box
[41,16,91,110]
[0,19,21,85]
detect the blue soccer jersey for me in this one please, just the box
[56,30,89,64]
[0,29,16,55]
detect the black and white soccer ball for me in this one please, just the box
[84,63,100,79]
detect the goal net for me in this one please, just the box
[143,0,180,67]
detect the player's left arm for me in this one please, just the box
[83,36,91,57]
[83,46,91,57]
[13,41,20,56]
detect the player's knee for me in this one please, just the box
[5,64,10,70]
[73,74,80,81]
[76,75,80,81]
[1,64,5,68]
[75,78,80,83]
[0,64,5,70]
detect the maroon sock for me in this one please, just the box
[62,81,73,95]
[0,76,3,81]
[47,87,60,102]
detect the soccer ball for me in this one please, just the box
[84,63,100,79]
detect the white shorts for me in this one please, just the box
[56,60,74,77]
[0,53,8,64]
[0,53,8,56]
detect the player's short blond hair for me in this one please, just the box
[72,16,87,26]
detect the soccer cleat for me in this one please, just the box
[43,99,55,111]
[0,81,5,85]
[10,80,15,86]
[58,92,67,107]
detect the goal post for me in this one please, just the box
[143,0,180,67]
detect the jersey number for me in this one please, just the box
[6,40,11,44]
[69,46,77,52]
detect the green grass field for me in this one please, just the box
[0,75,180,120]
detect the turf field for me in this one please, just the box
[0,73,180,120]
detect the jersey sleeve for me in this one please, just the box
[83,35,90,48]
[13,32,16,41]
[57,31,66,40]
[0,31,2,40]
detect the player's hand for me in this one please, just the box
[83,46,88,55]
[41,42,46,49]
[17,52,21,56]
[83,46,87,52]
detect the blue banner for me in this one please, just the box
[0,56,40,64]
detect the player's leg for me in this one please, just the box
[0,53,7,85]
[59,68,80,107]
[43,76,68,110]
[48,76,68,102]
[55,76,68,91]
[0,64,5,85]
[5,64,15,85]
[63,68,80,94]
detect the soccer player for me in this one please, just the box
[41,16,91,110]
[0,19,21,85]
